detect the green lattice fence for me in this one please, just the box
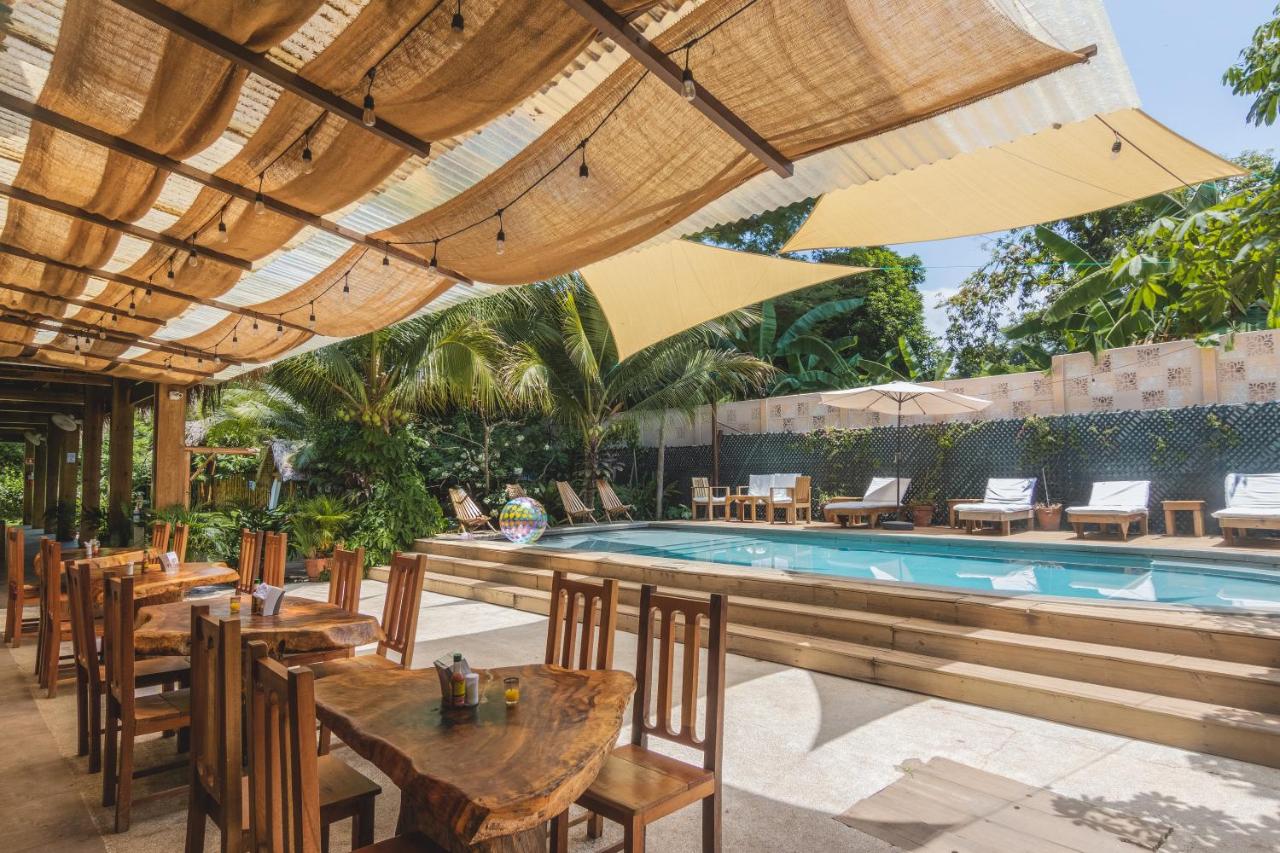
[637,402,1280,533]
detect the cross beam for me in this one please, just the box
[0,387,84,404]
[107,0,431,158]
[0,241,314,334]
[3,307,248,366]
[0,181,252,271]
[0,332,217,380]
[0,91,471,284]
[0,367,113,386]
[1,282,171,326]
[560,0,793,178]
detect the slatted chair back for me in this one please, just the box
[238,528,262,593]
[327,547,364,614]
[449,487,491,530]
[4,525,20,577]
[64,561,100,689]
[40,536,62,632]
[377,553,427,668]
[545,572,619,672]
[631,585,728,774]
[4,526,26,644]
[691,477,711,502]
[555,481,595,523]
[188,605,242,849]
[248,642,321,853]
[172,522,190,563]
[261,532,287,588]
[102,576,137,718]
[505,483,527,499]
[149,520,171,552]
[595,479,633,521]
[77,550,145,574]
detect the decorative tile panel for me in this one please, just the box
[1141,389,1166,408]
[1248,381,1278,403]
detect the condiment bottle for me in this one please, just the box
[450,653,467,707]
[464,672,480,706]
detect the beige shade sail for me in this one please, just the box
[782,109,1246,251]
[581,239,865,358]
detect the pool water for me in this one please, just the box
[538,526,1280,610]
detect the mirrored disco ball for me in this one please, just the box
[499,497,548,544]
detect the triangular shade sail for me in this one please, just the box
[782,109,1245,251]
[581,240,865,359]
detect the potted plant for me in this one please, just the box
[1018,415,1067,531]
[908,503,935,527]
[290,496,349,580]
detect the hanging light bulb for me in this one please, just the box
[301,133,315,175]
[495,210,506,256]
[308,302,316,325]
[213,351,221,366]
[429,241,439,270]
[197,354,204,367]
[187,241,199,268]
[579,142,589,179]
[217,207,229,243]
[275,318,283,339]
[254,175,266,215]
[362,70,377,127]
[167,256,176,280]
[451,0,465,38]
[128,291,137,317]
[342,273,351,298]
[382,250,390,267]
[232,325,239,344]
[1110,132,1123,159]
[98,328,106,341]
[681,48,696,101]
[252,318,259,332]
[73,336,81,354]
[144,276,153,298]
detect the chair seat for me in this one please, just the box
[954,502,1033,515]
[133,687,191,722]
[824,500,896,512]
[310,653,397,680]
[100,655,190,686]
[317,754,382,807]
[1066,505,1148,516]
[578,744,715,820]
[692,496,726,504]
[1212,508,1280,520]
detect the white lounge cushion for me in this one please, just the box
[825,500,897,512]
[1066,505,1149,516]
[770,473,801,502]
[692,496,727,504]
[1223,473,1280,510]
[863,477,911,505]
[983,477,1037,504]
[953,502,1033,515]
[746,474,772,497]
[1212,507,1280,520]
[1076,480,1150,510]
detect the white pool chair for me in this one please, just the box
[823,477,911,528]
[954,478,1037,535]
[1212,473,1280,545]
[1066,481,1151,540]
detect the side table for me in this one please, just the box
[1162,500,1206,537]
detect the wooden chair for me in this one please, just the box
[767,475,812,524]
[66,561,187,775]
[449,487,497,533]
[237,528,262,593]
[246,643,431,853]
[102,575,192,832]
[556,481,598,525]
[577,586,728,853]
[690,477,728,521]
[596,479,635,522]
[327,547,364,614]
[546,572,620,852]
[172,522,190,563]
[185,605,243,853]
[312,553,427,679]
[261,531,287,588]
[4,525,37,647]
[37,537,72,695]
[150,520,172,552]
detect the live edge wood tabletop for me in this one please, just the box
[312,662,636,853]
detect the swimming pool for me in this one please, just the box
[538,525,1280,610]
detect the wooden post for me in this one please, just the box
[81,388,106,540]
[152,383,189,511]
[30,431,47,530]
[655,419,666,521]
[56,424,81,541]
[43,425,62,535]
[108,379,134,545]
[22,436,35,524]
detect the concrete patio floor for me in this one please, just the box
[2,579,1278,852]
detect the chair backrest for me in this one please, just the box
[238,528,262,593]
[189,605,241,835]
[149,520,171,552]
[1087,480,1151,508]
[545,572,619,671]
[505,483,527,499]
[172,522,190,563]
[596,479,625,511]
[769,473,807,502]
[103,575,136,715]
[449,487,484,522]
[691,477,711,503]
[984,478,1036,505]
[39,538,62,627]
[327,547,363,614]
[556,481,589,514]
[64,561,100,686]
[248,643,321,853]
[377,553,427,668]
[631,585,728,775]
[864,477,910,504]
[261,532,287,588]
[1224,473,1280,509]
[6,527,24,613]
[746,474,771,496]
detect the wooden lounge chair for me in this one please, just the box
[767,474,812,524]
[596,478,635,522]
[1213,473,1280,544]
[690,477,728,520]
[823,477,911,528]
[449,487,497,532]
[1067,481,1151,540]
[954,478,1037,535]
[555,481,598,525]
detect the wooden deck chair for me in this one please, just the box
[149,520,171,552]
[237,528,262,593]
[261,531,287,588]
[171,522,190,563]
[596,479,635,522]
[691,477,728,521]
[4,525,37,647]
[556,481,598,525]
[449,487,497,532]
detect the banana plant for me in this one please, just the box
[729,297,868,393]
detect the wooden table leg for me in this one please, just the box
[1164,508,1175,534]
[1192,510,1205,538]
[398,797,548,853]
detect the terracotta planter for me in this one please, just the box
[909,504,935,527]
[304,557,327,580]
[1034,504,1063,531]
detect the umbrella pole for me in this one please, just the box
[883,403,914,530]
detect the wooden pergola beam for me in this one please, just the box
[5,306,248,366]
[0,387,85,404]
[0,92,472,284]
[0,313,230,374]
[0,367,113,386]
[0,400,86,414]
[0,181,252,271]
[560,0,793,178]
[0,282,169,325]
[107,0,431,159]
[0,241,314,334]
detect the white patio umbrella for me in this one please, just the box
[818,382,991,529]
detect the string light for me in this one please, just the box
[1110,132,1123,159]
[342,273,351,298]
[308,301,316,325]
[187,234,199,268]
[231,324,239,344]
[73,336,81,354]
[98,328,106,341]
[429,241,439,270]
[254,175,266,215]
[128,291,136,317]
[167,256,176,280]
[362,69,377,127]
[450,0,465,38]
[495,209,506,255]
[681,47,696,101]
[144,275,153,298]
[578,141,589,179]
[382,249,390,267]
[301,131,315,175]
[275,318,283,339]
[217,206,229,243]
[252,318,259,332]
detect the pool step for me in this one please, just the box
[416,537,1280,667]
[406,565,1280,769]
[415,554,1280,714]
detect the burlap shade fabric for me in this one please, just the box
[782,109,1247,251]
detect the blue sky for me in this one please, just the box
[909,0,1278,336]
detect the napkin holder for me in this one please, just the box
[253,583,286,616]
[160,551,180,573]
[434,655,478,709]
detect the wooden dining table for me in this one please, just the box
[132,594,384,657]
[313,662,635,853]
